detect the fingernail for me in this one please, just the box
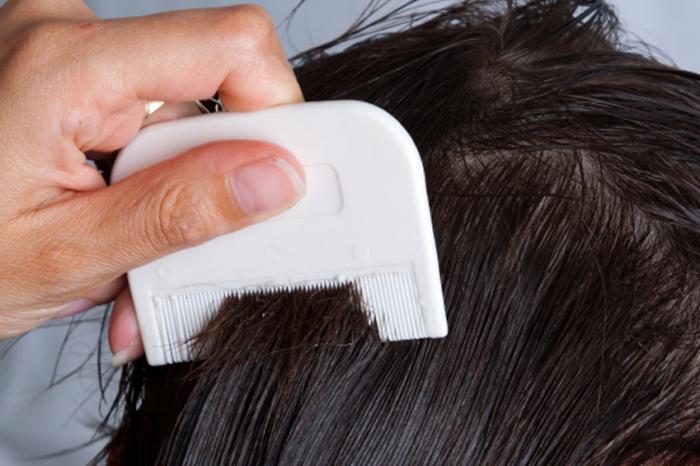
[228,157,305,217]
[111,341,142,368]
[57,299,95,318]
[111,349,131,369]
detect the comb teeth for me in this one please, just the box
[152,271,425,364]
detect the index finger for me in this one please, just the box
[86,5,303,112]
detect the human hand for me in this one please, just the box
[0,0,305,366]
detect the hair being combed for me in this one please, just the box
[101,285,382,465]
[97,1,700,465]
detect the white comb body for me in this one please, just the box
[111,101,447,366]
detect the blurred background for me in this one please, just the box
[0,1,698,465]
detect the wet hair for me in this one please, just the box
[96,1,700,464]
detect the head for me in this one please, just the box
[98,1,700,464]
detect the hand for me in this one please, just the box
[0,0,306,366]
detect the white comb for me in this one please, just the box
[111,100,447,366]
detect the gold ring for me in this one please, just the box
[144,100,165,117]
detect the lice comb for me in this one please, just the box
[112,100,447,366]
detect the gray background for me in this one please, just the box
[0,1,698,465]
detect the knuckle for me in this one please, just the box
[221,4,276,49]
[151,182,215,249]
[232,4,274,28]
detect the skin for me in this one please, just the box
[0,0,306,365]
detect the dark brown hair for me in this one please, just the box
[97,1,700,464]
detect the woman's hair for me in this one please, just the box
[97,1,700,464]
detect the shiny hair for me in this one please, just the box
[97,1,700,464]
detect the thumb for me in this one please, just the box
[47,140,305,286]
